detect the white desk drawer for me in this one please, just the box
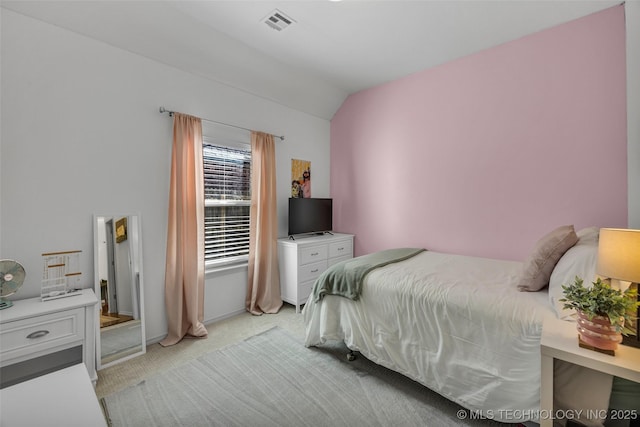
[300,245,328,265]
[329,240,353,258]
[299,260,327,283]
[0,308,84,364]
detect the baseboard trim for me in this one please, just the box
[145,308,248,346]
[204,308,246,326]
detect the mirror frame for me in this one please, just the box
[93,213,146,370]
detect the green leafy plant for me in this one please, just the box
[560,277,639,335]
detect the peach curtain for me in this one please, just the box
[160,113,208,346]
[246,131,283,315]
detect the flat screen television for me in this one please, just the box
[288,198,332,236]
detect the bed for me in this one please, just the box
[303,226,603,424]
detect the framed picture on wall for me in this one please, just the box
[115,217,127,243]
[291,159,311,198]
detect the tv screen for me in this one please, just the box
[288,198,332,236]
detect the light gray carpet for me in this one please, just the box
[102,326,517,427]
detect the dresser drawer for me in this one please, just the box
[299,280,315,303]
[329,239,353,259]
[0,308,84,364]
[300,245,328,265]
[299,260,327,283]
[328,254,352,268]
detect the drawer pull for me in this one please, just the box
[310,269,319,273]
[337,247,344,251]
[311,252,319,256]
[26,330,50,339]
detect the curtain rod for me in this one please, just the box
[159,106,284,141]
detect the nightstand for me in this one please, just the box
[540,315,640,427]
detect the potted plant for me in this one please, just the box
[560,277,639,351]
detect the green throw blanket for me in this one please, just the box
[312,248,426,302]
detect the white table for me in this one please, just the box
[0,363,107,427]
[540,315,640,427]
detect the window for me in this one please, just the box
[203,141,251,269]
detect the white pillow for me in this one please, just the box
[548,227,599,319]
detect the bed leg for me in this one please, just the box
[346,350,357,361]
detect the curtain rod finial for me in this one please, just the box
[159,106,174,117]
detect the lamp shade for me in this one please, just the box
[597,228,640,283]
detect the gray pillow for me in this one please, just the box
[517,225,579,292]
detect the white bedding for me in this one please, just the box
[304,251,555,423]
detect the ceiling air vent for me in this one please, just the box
[263,9,295,31]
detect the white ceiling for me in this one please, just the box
[1,0,620,119]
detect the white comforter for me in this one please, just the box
[304,251,555,422]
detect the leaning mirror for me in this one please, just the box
[94,214,146,369]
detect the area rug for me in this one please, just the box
[102,327,517,427]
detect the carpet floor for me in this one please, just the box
[102,326,518,427]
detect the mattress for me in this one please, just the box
[304,251,555,422]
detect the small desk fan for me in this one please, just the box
[0,259,26,309]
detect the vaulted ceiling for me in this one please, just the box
[1,0,620,119]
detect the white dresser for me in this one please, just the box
[0,289,99,387]
[278,233,354,312]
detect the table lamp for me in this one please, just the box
[597,228,640,348]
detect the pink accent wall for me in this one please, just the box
[331,5,627,261]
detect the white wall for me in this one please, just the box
[627,1,640,228]
[0,10,330,343]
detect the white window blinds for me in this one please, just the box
[203,143,251,267]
